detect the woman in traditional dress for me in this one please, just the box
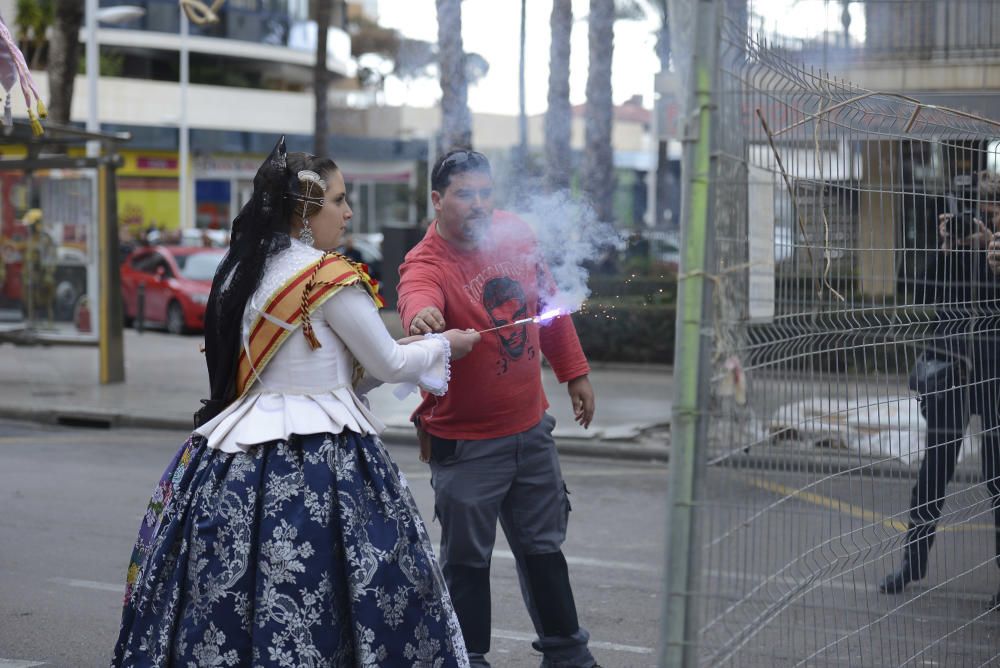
[111,138,478,667]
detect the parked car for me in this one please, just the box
[120,245,224,334]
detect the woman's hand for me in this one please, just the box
[443,328,481,359]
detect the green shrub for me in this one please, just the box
[588,272,677,305]
[573,302,675,364]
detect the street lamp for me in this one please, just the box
[82,3,144,385]
[84,2,146,156]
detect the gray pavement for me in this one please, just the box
[0,419,667,668]
[0,324,672,460]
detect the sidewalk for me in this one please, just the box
[0,327,672,461]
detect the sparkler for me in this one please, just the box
[477,308,569,334]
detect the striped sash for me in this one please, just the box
[235,252,383,397]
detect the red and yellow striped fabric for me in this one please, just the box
[235,252,383,397]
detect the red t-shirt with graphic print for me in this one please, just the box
[397,210,591,440]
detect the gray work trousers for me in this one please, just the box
[429,414,595,668]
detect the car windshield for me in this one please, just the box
[174,252,224,281]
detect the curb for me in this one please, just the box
[0,406,670,463]
[2,404,986,481]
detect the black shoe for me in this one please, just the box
[879,568,914,594]
[879,552,927,594]
[880,527,933,594]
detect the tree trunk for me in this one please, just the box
[47,0,83,125]
[435,0,471,151]
[314,0,331,155]
[584,0,615,224]
[654,0,670,227]
[545,0,572,192]
[517,0,527,158]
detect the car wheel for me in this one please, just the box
[166,301,186,335]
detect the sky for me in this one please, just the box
[374,0,662,116]
[371,0,867,117]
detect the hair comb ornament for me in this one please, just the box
[297,170,327,191]
[294,170,327,247]
[287,170,327,206]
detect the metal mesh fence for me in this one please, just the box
[668,6,1000,666]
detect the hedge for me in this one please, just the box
[572,302,675,364]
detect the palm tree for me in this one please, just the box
[516,0,527,164]
[544,0,572,192]
[435,0,471,151]
[583,0,615,224]
[313,0,333,155]
[47,0,83,125]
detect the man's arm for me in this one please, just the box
[397,258,447,334]
[539,316,594,428]
[567,374,595,428]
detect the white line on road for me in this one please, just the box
[49,577,122,593]
[402,467,666,482]
[0,660,47,667]
[46,576,655,656]
[492,629,653,655]
[494,549,658,574]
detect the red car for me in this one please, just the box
[121,245,225,334]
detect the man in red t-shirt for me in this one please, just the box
[398,149,599,668]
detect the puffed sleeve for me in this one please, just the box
[321,285,451,395]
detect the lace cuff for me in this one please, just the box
[393,332,451,399]
[417,332,451,396]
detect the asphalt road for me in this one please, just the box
[3,418,999,667]
[0,420,667,668]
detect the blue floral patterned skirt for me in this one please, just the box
[111,430,469,667]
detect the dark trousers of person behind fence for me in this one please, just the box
[428,414,595,668]
[882,379,1000,595]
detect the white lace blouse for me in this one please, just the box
[194,239,450,453]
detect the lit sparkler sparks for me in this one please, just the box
[477,308,571,334]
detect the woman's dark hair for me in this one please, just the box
[194,139,339,427]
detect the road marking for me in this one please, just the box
[49,577,121,593]
[748,477,995,533]
[492,628,653,655]
[0,660,47,667]
[493,549,657,574]
[703,568,996,603]
[402,466,667,482]
[47,576,655,656]
[0,434,121,445]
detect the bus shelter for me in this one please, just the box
[0,120,129,383]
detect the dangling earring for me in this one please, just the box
[300,216,315,246]
[294,170,326,248]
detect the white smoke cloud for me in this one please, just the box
[513,190,620,317]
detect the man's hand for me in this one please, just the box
[409,306,446,335]
[940,213,993,251]
[988,232,1000,275]
[567,375,595,429]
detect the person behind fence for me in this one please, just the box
[881,171,1000,609]
[111,137,481,666]
[397,149,601,668]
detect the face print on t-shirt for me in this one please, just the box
[482,276,528,358]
